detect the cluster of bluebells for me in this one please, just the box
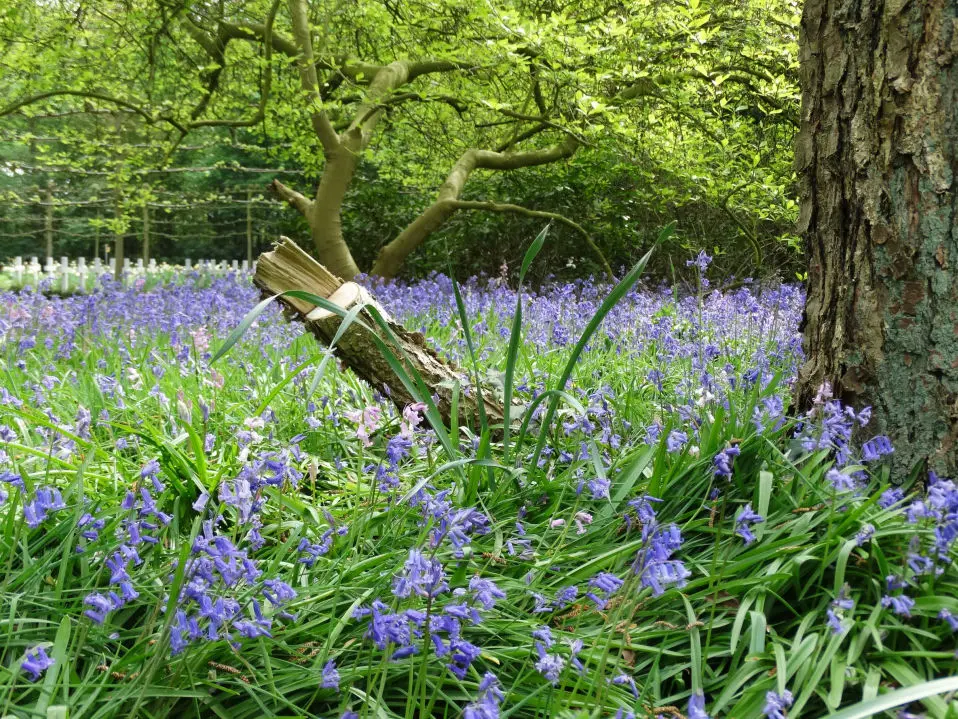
[354,548,505,680]
[875,471,958,626]
[628,495,690,595]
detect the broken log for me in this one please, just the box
[253,237,505,429]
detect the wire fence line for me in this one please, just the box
[1,255,254,292]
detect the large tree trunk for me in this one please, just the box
[795,0,958,475]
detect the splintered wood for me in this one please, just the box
[253,237,505,429]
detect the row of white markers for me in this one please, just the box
[3,256,254,292]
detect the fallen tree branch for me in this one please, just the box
[253,237,505,429]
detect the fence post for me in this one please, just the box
[114,194,124,283]
[44,182,54,262]
[142,204,150,263]
[246,188,253,267]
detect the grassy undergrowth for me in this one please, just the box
[0,243,956,718]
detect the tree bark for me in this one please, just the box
[253,238,505,429]
[795,0,958,475]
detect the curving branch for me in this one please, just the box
[287,0,340,151]
[0,90,186,132]
[448,200,613,278]
[268,178,313,215]
[370,135,580,277]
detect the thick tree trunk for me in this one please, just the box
[795,0,958,475]
[253,238,506,429]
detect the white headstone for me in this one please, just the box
[241,259,249,272]
[136,258,144,270]
[231,259,239,271]
[185,258,192,270]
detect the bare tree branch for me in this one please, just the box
[269,178,313,215]
[448,200,614,278]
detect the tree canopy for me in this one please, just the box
[1,0,802,279]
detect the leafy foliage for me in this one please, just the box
[1,0,801,277]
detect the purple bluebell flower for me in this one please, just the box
[585,572,623,609]
[713,445,741,478]
[666,430,688,453]
[464,672,503,719]
[763,690,793,719]
[855,523,875,546]
[611,673,639,698]
[862,435,894,461]
[21,646,54,681]
[937,608,958,631]
[587,476,611,500]
[688,690,711,719]
[321,659,340,690]
[392,549,448,599]
[879,488,905,508]
[826,468,855,492]
[882,594,915,617]
[470,576,506,610]
[687,250,712,272]
[534,650,565,685]
[735,504,764,545]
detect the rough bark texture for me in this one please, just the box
[253,238,506,429]
[796,0,958,475]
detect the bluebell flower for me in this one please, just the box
[688,690,711,719]
[666,430,688,453]
[611,673,638,698]
[735,504,764,545]
[713,446,741,478]
[321,659,340,690]
[534,650,565,685]
[862,435,894,461]
[21,646,54,681]
[298,530,333,567]
[879,488,905,508]
[446,637,482,678]
[464,672,503,719]
[554,585,578,609]
[882,594,915,617]
[763,689,793,719]
[937,608,958,631]
[586,572,623,609]
[633,523,690,595]
[687,250,712,272]
[23,486,66,528]
[587,476,611,500]
[627,495,662,524]
[469,576,506,610]
[0,470,25,491]
[392,549,448,599]
[826,468,855,492]
[855,523,875,546]
[568,638,585,674]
